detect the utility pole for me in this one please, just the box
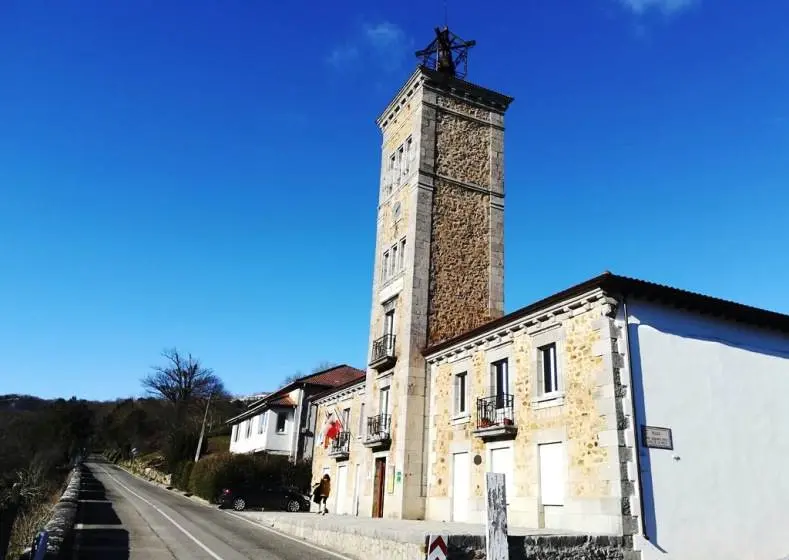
[194,393,212,463]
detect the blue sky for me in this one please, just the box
[1,0,787,400]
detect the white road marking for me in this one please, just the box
[224,510,353,560]
[95,465,224,560]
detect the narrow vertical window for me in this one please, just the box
[391,244,398,275]
[379,387,390,415]
[539,343,559,395]
[382,251,390,281]
[491,359,509,408]
[454,372,468,415]
[398,238,406,270]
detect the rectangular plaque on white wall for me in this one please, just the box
[642,425,673,450]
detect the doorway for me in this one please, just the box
[452,452,470,522]
[336,465,348,515]
[372,458,386,518]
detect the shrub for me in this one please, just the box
[188,452,300,502]
[171,461,194,491]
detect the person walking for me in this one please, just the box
[317,473,331,515]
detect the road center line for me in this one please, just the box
[223,511,353,560]
[96,465,224,560]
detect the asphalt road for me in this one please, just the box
[74,460,348,560]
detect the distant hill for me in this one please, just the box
[0,394,51,411]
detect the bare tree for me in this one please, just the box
[142,349,224,406]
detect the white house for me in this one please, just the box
[620,289,789,560]
[227,365,364,462]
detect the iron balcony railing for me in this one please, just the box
[365,414,391,443]
[330,431,351,456]
[476,394,515,430]
[370,334,396,366]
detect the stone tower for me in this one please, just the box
[359,28,513,519]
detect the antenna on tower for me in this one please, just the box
[415,26,476,80]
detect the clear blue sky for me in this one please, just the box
[2,0,787,400]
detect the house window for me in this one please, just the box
[394,149,401,184]
[398,238,406,270]
[539,343,559,395]
[276,412,287,433]
[232,424,239,442]
[342,408,351,431]
[384,309,395,338]
[405,137,413,174]
[491,359,509,408]
[245,419,252,438]
[454,372,468,415]
[382,251,390,281]
[258,413,266,434]
[379,387,390,416]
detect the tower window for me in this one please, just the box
[398,238,406,270]
[382,251,390,281]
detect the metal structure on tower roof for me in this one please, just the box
[415,27,476,80]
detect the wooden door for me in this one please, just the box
[372,458,386,518]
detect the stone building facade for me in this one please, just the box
[422,282,638,535]
[309,378,367,515]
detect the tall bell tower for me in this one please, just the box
[359,27,513,519]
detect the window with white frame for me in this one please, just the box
[538,343,560,395]
[391,244,398,276]
[382,251,390,281]
[258,413,266,434]
[245,419,252,438]
[491,359,509,408]
[387,154,396,195]
[379,387,390,415]
[405,137,413,175]
[454,371,468,415]
[276,411,287,433]
[232,424,239,442]
[381,237,407,282]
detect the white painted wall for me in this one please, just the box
[228,408,295,455]
[625,299,789,560]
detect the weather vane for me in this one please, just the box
[415,26,476,80]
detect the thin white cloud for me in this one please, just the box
[327,44,360,68]
[363,22,407,50]
[619,0,698,15]
[326,21,411,72]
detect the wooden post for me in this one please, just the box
[485,472,509,560]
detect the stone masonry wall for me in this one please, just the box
[427,181,491,347]
[426,93,497,347]
[427,301,622,531]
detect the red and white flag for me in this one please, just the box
[321,408,344,448]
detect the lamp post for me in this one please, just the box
[194,393,213,463]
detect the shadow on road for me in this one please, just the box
[70,464,129,560]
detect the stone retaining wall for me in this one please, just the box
[19,466,82,559]
[448,535,635,560]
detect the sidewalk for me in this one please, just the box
[235,511,632,560]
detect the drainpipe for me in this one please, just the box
[621,298,647,539]
[420,359,432,500]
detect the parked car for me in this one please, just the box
[217,484,310,512]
